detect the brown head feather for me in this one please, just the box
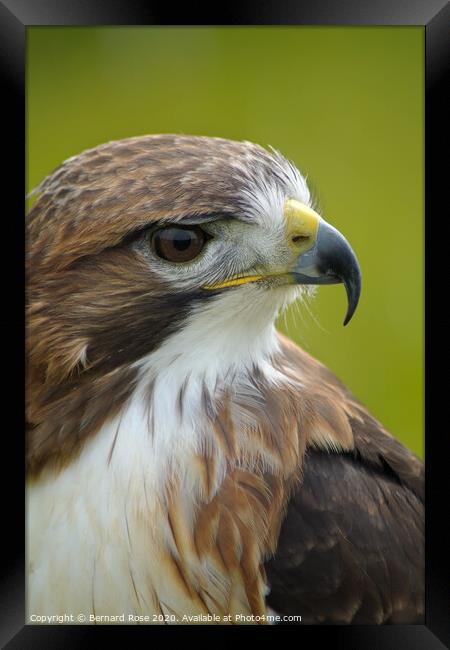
[27,134,289,273]
[26,135,300,476]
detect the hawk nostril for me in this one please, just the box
[292,234,310,244]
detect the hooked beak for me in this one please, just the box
[203,198,361,326]
[285,199,361,325]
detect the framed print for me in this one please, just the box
[1,1,448,647]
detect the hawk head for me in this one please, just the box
[27,134,360,472]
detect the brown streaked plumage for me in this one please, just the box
[27,135,295,273]
[27,134,423,625]
[265,335,424,624]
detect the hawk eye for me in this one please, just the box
[151,225,209,263]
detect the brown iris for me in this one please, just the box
[151,225,209,263]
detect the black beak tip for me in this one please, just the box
[343,311,353,327]
[342,271,361,326]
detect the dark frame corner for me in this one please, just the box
[1,0,448,647]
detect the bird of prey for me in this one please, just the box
[26,135,424,625]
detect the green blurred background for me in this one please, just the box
[26,27,424,458]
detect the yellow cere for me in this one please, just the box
[283,199,320,253]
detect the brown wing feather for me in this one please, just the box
[264,335,424,624]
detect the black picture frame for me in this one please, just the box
[1,1,448,647]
